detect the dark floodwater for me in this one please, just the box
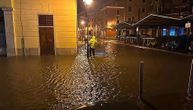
[0,40,193,110]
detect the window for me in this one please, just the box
[0,11,5,33]
[142,8,145,13]
[178,27,184,36]
[170,27,176,37]
[162,28,167,37]
[117,20,120,24]
[128,18,132,22]
[39,15,53,26]
[117,10,120,15]
[128,7,132,12]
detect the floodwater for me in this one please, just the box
[0,40,192,110]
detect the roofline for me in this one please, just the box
[116,14,193,28]
[101,6,125,11]
[134,14,181,26]
[182,14,193,20]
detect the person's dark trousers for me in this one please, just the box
[87,45,90,57]
[90,48,95,56]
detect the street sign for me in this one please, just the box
[185,22,191,28]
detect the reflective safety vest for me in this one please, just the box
[89,36,97,48]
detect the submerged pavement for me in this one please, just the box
[0,40,193,110]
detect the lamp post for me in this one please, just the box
[83,0,93,58]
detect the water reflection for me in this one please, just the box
[0,40,192,110]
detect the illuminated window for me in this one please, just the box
[178,27,184,36]
[162,28,167,36]
[170,27,176,37]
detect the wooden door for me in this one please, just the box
[39,27,54,55]
[39,15,55,55]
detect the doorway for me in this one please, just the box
[38,15,55,55]
[0,10,6,56]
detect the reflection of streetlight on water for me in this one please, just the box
[83,0,93,58]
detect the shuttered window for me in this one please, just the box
[39,15,53,26]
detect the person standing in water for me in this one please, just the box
[89,33,97,57]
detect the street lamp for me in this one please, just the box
[83,0,93,58]
[83,0,93,5]
[81,20,86,26]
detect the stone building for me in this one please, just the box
[149,0,193,17]
[0,0,77,56]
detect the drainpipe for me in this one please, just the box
[19,0,25,56]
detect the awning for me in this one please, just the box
[181,14,193,23]
[134,14,181,27]
[115,21,133,29]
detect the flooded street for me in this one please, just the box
[0,40,193,110]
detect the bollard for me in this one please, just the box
[187,59,193,100]
[138,61,157,110]
[139,61,144,100]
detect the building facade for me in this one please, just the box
[149,0,193,17]
[90,0,151,39]
[0,0,77,56]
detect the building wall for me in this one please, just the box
[0,0,12,8]
[91,0,151,38]
[13,0,77,55]
[100,7,125,38]
[124,0,151,22]
[1,0,77,56]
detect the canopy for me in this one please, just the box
[134,14,181,27]
[181,14,193,23]
[116,21,133,29]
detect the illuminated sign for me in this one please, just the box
[185,22,191,28]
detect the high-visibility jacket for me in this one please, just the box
[89,36,97,48]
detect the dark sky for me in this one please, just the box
[78,0,111,13]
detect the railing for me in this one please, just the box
[119,36,190,52]
[125,36,138,44]
[142,38,156,47]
